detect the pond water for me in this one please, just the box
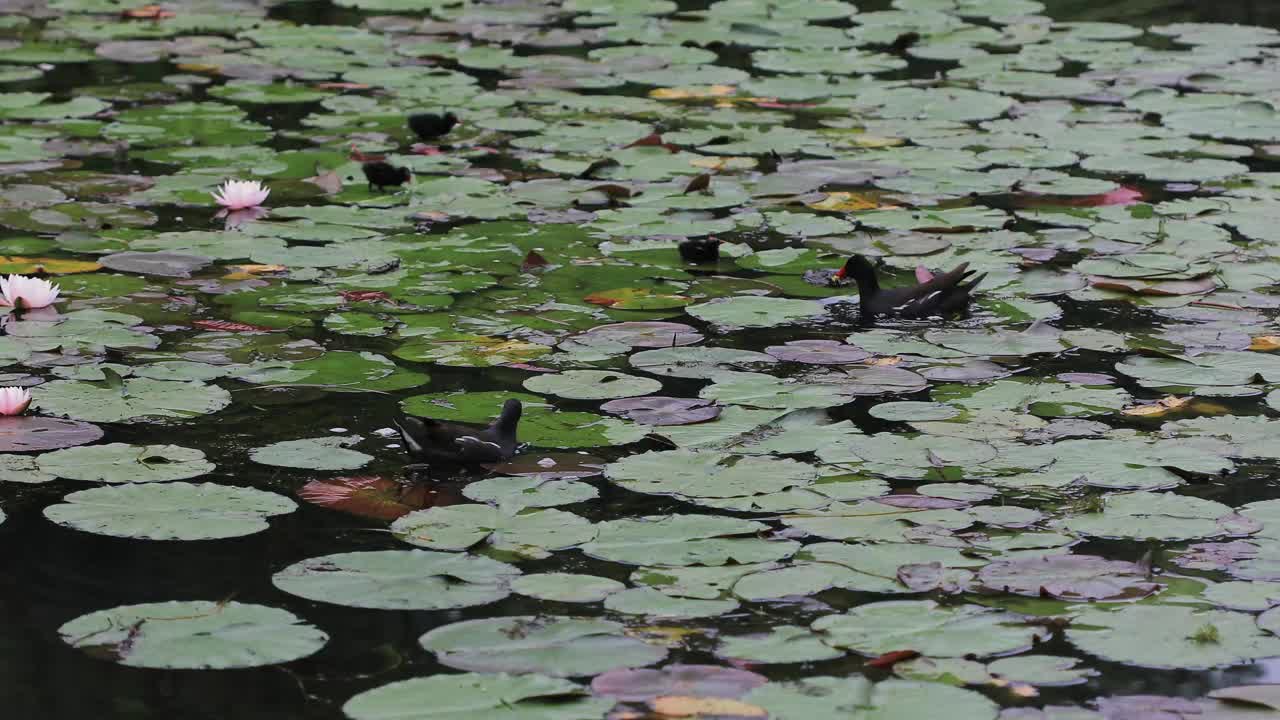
[4,0,1280,718]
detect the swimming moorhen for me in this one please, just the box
[362,161,411,192]
[408,112,459,141]
[394,399,522,473]
[834,254,985,319]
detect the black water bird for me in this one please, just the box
[362,161,411,192]
[679,238,721,264]
[409,112,459,141]
[834,254,985,319]
[395,399,522,473]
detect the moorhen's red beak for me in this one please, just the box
[833,266,847,280]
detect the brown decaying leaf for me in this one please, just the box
[865,650,920,669]
[1120,395,1191,417]
[297,476,457,521]
[1088,275,1217,296]
[1250,335,1280,351]
[192,319,276,333]
[122,4,175,19]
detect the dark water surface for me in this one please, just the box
[3,0,1280,718]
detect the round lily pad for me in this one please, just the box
[0,416,103,452]
[812,600,1047,658]
[33,378,231,424]
[250,436,373,471]
[59,601,326,669]
[523,370,662,400]
[343,673,612,720]
[977,555,1161,601]
[765,340,872,364]
[576,321,703,347]
[272,550,519,610]
[44,482,296,540]
[511,573,626,603]
[37,443,214,483]
[420,616,666,677]
[1068,605,1280,670]
[600,397,721,425]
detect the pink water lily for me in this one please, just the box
[0,274,60,310]
[212,179,270,210]
[0,387,31,416]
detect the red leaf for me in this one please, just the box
[865,650,920,669]
[298,476,461,521]
[340,290,392,303]
[192,319,276,332]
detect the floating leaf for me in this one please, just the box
[59,601,326,669]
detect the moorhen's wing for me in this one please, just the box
[889,263,981,318]
[453,435,508,463]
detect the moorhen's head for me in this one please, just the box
[833,254,878,284]
[496,399,522,430]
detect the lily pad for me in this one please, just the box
[44,482,295,540]
[59,601,326,669]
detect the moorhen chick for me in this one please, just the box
[834,254,985,319]
[394,399,522,475]
[678,238,721,264]
[362,161,411,192]
[409,112,459,141]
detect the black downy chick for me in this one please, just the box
[408,112,460,141]
[678,238,721,264]
[362,161,411,192]
[834,254,985,319]
[394,399,522,474]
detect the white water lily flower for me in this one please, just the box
[211,179,270,210]
[0,274,60,309]
[0,387,31,416]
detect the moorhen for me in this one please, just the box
[409,112,459,141]
[394,399,522,474]
[678,238,720,264]
[362,161,411,192]
[834,254,985,319]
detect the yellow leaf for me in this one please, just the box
[807,192,885,213]
[0,256,101,275]
[175,62,219,73]
[851,134,905,148]
[223,264,287,280]
[690,156,754,171]
[627,626,701,645]
[1250,335,1280,351]
[649,696,768,718]
[866,356,902,366]
[1121,395,1191,417]
[650,85,736,100]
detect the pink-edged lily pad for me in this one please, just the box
[0,416,103,452]
[765,339,872,365]
[592,664,767,702]
[578,321,703,348]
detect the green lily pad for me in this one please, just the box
[419,616,666,677]
[59,601,326,669]
[44,482,295,540]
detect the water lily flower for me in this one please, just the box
[0,387,31,416]
[212,179,270,211]
[0,274,60,310]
